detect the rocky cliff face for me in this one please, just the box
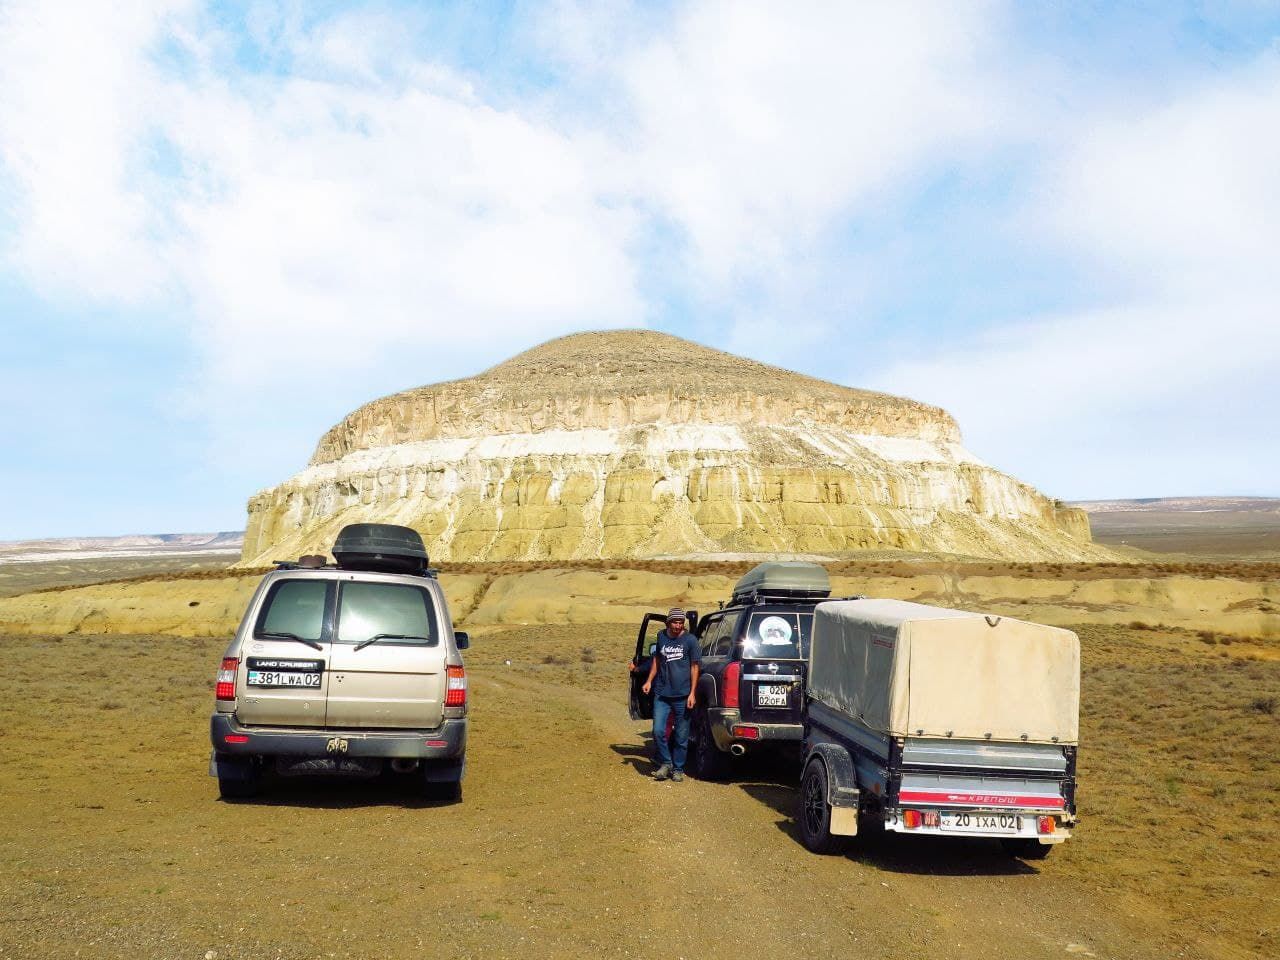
[241,331,1101,564]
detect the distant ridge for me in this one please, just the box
[0,532,244,563]
[1073,497,1280,514]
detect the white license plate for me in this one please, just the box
[756,684,789,707]
[247,670,321,688]
[940,812,1022,834]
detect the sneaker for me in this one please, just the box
[671,770,685,782]
[652,764,672,781]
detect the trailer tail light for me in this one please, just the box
[731,724,760,740]
[723,661,740,708]
[445,665,467,707]
[903,809,923,829]
[215,658,238,701]
[1037,816,1056,835]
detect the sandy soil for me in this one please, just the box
[2,624,1275,960]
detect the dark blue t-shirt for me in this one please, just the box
[653,629,702,698]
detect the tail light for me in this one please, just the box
[731,724,760,740]
[1037,816,1056,835]
[903,809,923,829]
[723,661,740,708]
[215,657,238,701]
[445,665,467,707]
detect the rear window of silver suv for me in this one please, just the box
[256,579,327,641]
[253,577,438,647]
[336,581,436,646]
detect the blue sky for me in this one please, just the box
[1,0,1278,540]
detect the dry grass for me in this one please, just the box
[1059,625,1280,955]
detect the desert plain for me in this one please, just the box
[1,518,1277,960]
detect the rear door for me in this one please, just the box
[325,579,447,729]
[236,576,333,727]
[629,612,668,720]
[737,608,809,726]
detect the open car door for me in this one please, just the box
[628,610,698,721]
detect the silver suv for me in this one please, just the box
[208,524,468,801]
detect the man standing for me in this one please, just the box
[642,608,701,782]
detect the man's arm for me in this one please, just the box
[687,661,700,709]
[642,651,659,693]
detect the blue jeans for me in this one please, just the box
[652,696,690,771]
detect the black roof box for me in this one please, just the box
[333,523,429,574]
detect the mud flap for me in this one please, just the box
[209,751,255,781]
[421,759,465,783]
[808,742,860,836]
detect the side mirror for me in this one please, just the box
[648,642,657,656]
[687,610,699,634]
[454,630,470,650]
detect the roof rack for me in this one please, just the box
[271,558,439,579]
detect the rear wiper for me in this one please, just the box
[354,633,429,651]
[258,631,323,651]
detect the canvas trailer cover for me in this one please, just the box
[809,599,1080,745]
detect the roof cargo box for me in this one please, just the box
[332,523,429,574]
[731,562,831,604]
[809,599,1080,745]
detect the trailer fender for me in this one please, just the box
[806,743,860,836]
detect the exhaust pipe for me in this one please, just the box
[390,758,419,774]
[730,743,746,757]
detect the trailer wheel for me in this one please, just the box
[1000,837,1053,860]
[799,760,847,855]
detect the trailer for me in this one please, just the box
[798,599,1080,859]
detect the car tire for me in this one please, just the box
[1000,837,1053,860]
[798,759,847,855]
[688,709,729,781]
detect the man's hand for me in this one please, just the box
[686,692,696,709]
[642,681,652,695]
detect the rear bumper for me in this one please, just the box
[209,712,467,761]
[708,708,803,749]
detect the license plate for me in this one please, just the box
[247,670,322,688]
[940,812,1022,834]
[756,684,789,707]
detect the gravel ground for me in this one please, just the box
[1,625,1274,959]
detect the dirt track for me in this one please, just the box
[2,628,1275,960]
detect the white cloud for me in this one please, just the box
[0,0,193,303]
[616,0,1005,286]
[870,50,1280,493]
[0,0,644,415]
[2,0,1275,507]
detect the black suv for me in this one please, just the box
[628,562,835,780]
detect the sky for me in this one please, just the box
[1,0,1278,540]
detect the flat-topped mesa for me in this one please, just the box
[310,330,960,464]
[242,329,1102,565]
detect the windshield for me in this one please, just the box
[742,611,812,660]
[336,581,437,646]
